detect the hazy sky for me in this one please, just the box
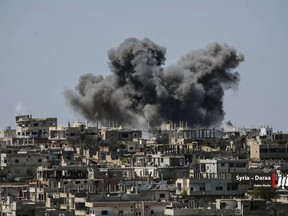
[1,0,288,131]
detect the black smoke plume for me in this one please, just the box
[65,38,244,128]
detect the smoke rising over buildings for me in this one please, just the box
[65,38,244,128]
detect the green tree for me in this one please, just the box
[249,187,277,201]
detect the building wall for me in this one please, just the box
[88,203,136,216]
[260,127,273,137]
[273,132,288,144]
[176,177,247,197]
[48,127,67,140]
[175,178,190,195]
[1,152,46,178]
[217,159,248,173]
[16,115,57,139]
[101,129,142,141]
[0,127,16,139]
[198,159,217,174]
[250,144,260,160]
[87,201,167,216]
[259,144,288,160]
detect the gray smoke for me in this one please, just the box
[65,38,244,128]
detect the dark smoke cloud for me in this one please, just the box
[65,38,244,128]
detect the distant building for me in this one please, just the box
[0,126,16,139]
[273,131,288,144]
[175,158,249,197]
[16,115,57,139]
[48,126,66,141]
[0,151,47,179]
[101,128,142,142]
[250,143,288,160]
[0,196,46,216]
[259,127,273,139]
[164,199,268,216]
[0,126,16,147]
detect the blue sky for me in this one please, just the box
[1,0,288,131]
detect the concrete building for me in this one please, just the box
[48,127,67,141]
[175,175,249,197]
[16,115,57,139]
[194,158,249,176]
[85,195,169,216]
[37,165,88,181]
[273,132,288,144]
[175,128,223,140]
[259,127,273,139]
[0,196,46,216]
[175,158,249,197]
[0,127,16,147]
[0,127,16,139]
[164,199,268,216]
[65,123,99,143]
[250,144,261,160]
[250,143,288,160]
[101,128,142,142]
[0,151,47,179]
[147,154,186,168]
[125,139,146,154]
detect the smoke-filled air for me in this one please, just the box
[65,38,244,128]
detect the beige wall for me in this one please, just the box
[250,144,260,160]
